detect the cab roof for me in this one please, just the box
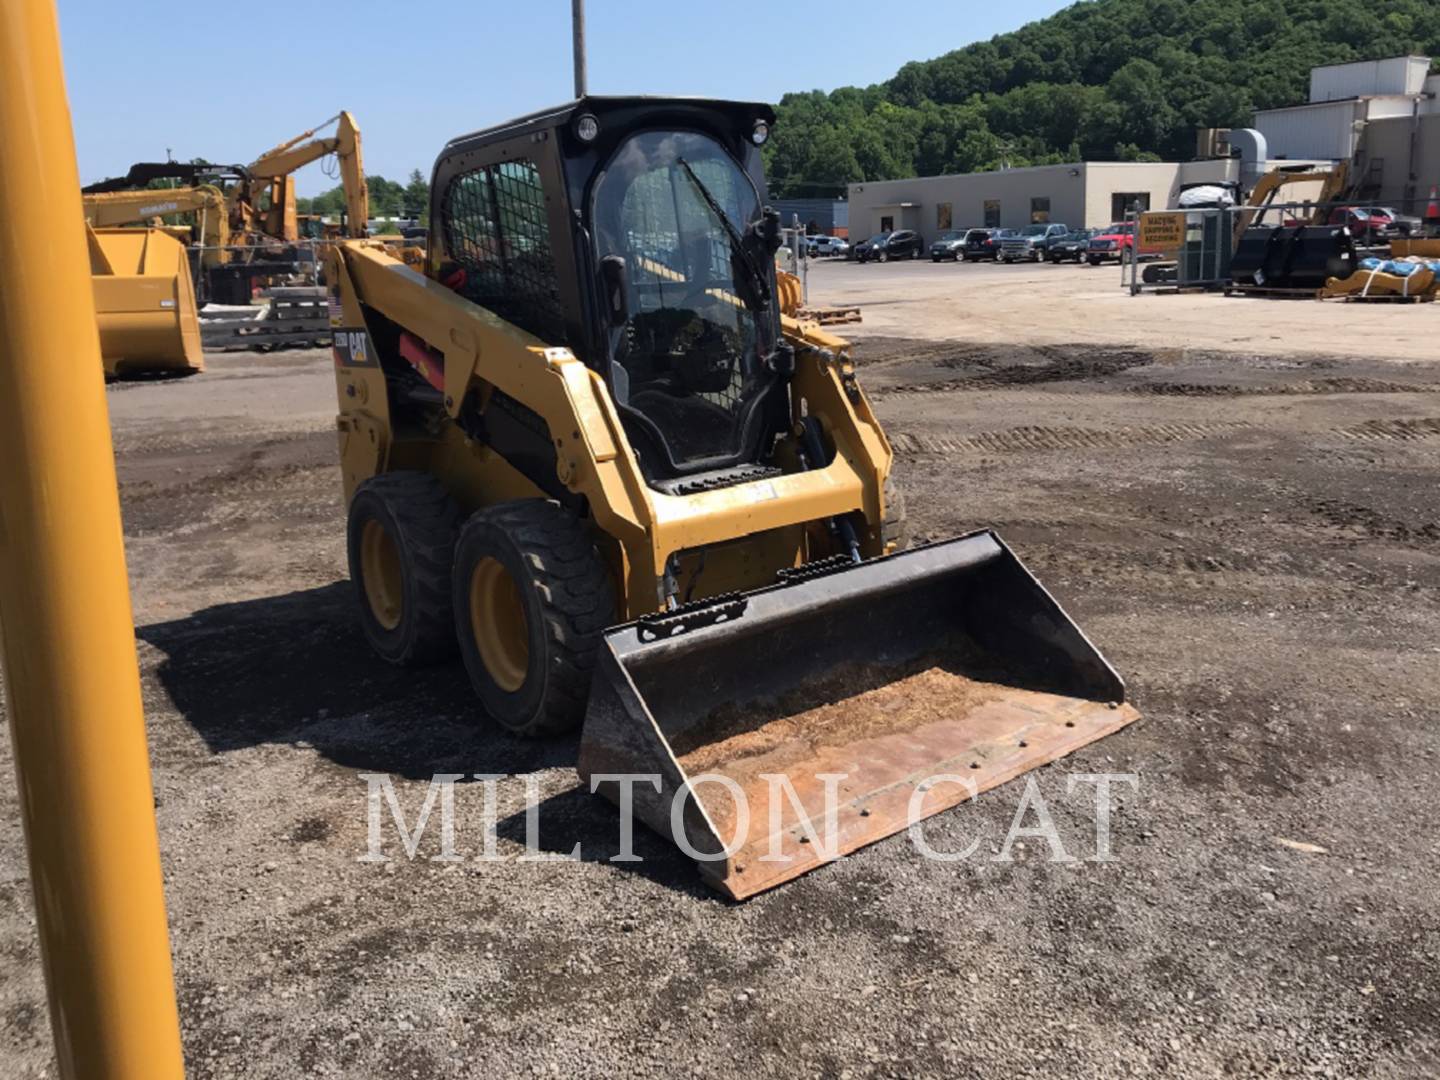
[441,95,776,157]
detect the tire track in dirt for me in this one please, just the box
[890,421,1250,456]
[873,346,1155,396]
[1332,417,1440,442]
[876,375,1440,399]
[1128,378,1440,397]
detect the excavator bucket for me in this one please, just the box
[579,531,1139,900]
[88,227,204,379]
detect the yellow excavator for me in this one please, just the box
[82,182,232,261]
[1234,161,1351,244]
[79,166,243,376]
[325,96,1139,899]
[242,110,368,242]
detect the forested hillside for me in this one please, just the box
[764,0,1440,196]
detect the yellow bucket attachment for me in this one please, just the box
[579,532,1140,900]
[89,227,203,378]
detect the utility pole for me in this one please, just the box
[572,0,587,99]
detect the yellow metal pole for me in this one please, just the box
[0,2,186,1077]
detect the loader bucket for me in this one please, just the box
[88,227,204,378]
[578,531,1139,900]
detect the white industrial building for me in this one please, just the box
[843,55,1439,247]
[1254,55,1439,212]
[848,158,1257,244]
[1255,56,1437,162]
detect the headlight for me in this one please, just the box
[574,114,600,143]
[752,120,770,146]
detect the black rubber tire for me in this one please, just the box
[347,472,461,666]
[878,250,889,264]
[452,500,615,737]
[882,476,910,552]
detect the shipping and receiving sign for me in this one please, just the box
[1139,212,1186,251]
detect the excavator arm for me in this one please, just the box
[82,185,230,253]
[245,111,368,240]
[1234,162,1351,245]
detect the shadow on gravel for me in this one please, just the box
[138,582,712,898]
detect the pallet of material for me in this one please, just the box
[1320,259,1440,303]
[1321,290,1435,304]
[797,306,863,325]
[1222,284,1320,300]
[200,286,331,351]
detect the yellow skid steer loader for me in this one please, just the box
[326,98,1138,899]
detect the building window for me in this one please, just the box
[880,215,894,232]
[442,158,566,344]
[983,200,1001,228]
[1030,198,1051,224]
[937,202,952,231]
[1111,192,1151,220]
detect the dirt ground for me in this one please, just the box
[3,263,1439,1077]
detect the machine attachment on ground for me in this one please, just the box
[88,227,204,378]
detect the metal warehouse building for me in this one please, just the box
[1254,54,1439,213]
[846,158,1242,246]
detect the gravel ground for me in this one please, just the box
[2,271,1439,1076]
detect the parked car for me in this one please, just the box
[806,234,850,257]
[1000,223,1071,262]
[961,227,1012,261]
[1327,206,1394,241]
[1087,222,1137,264]
[1373,207,1424,238]
[928,229,969,261]
[1047,228,1094,262]
[854,230,922,263]
[1328,206,1423,240]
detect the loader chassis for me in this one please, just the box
[326,96,1139,897]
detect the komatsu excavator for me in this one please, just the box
[80,176,220,377]
[325,97,1139,899]
[82,183,232,261]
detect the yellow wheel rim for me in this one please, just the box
[360,519,404,631]
[469,557,529,692]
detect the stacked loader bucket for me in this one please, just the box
[88,227,204,378]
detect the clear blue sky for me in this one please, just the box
[60,0,1069,195]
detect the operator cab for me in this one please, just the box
[428,98,789,487]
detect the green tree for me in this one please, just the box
[764,0,1440,196]
[403,169,430,221]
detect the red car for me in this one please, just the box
[1086,222,1137,265]
[1327,206,1394,240]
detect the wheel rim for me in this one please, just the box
[469,556,529,692]
[360,519,403,631]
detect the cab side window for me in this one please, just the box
[442,158,566,344]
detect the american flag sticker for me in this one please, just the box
[327,295,343,328]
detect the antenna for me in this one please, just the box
[572,0,587,99]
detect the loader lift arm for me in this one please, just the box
[245,110,368,241]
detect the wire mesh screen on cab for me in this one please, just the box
[442,159,567,345]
